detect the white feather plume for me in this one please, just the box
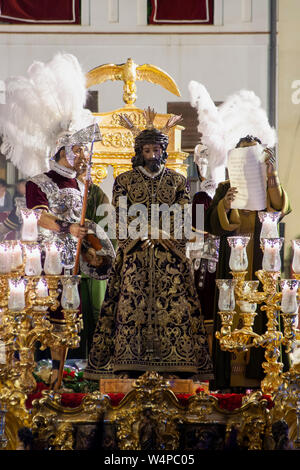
[189,81,277,184]
[219,89,277,151]
[0,53,93,177]
[188,81,227,183]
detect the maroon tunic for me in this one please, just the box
[192,191,215,324]
[26,170,79,211]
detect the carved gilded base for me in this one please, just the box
[0,375,31,450]
[272,364,300,448]
[3,372,291,451]
[99,378,209,395]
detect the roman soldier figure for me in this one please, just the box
[0,53,113,390]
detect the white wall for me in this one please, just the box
[278,0,300,271]
[0,0,271,198]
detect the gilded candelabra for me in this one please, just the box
[216,212,300,395]
[0,272,82,393]
[0,209,82,447]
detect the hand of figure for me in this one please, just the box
[141,236,173,251]
[264,147,277,175]
[141,239,154,250]
[159,238,174,251]
[70,223,88,239]
[223,187,238,211]
[188,232,204,259]
[189,249,203,260]
[157,230,174,251]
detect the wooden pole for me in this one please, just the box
[54,132,96,390]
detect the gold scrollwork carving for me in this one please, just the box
[51,423,75,450]
[92,165,108,185]
[111,112,146,128]
[6,372,292,451]
[102,131,134,148]
[114,372,180,450]
[30,389,108,450]
[187,390,216,419]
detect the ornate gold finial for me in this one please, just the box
[86,58,181,105]
[143,106,157,129]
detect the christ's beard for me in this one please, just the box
[144,158,161,173]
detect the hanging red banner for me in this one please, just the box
[149,0,214,25]
[0,0,80,24]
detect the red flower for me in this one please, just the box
[212,393,243,411]
[175,393,192,405]
[26,382,49,409]
[63,370,76,379]
[261,394,274,409]
[107,393,125,406]
[61,393,86,408]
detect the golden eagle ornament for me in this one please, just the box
[86,58,181,105]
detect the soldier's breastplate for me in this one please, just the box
[28,174,83,269]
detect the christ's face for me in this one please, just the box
[142,144,162,161]
[142,144,163,173]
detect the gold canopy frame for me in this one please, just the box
[86,59,188,184]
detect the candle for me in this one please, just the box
[229,243,246,271]
[21,210,39,242]
[281,280,299,314]
[263,246,277,271]
[8,279,26,311]
[261,221,273,238]
[228,237,250,272]
[239,300,257,313]
[292,240,300,274]
[25,246,42,276]
[216,280,236,311]
[61,277,80,310]
[0,245,5,273]
[44,243,62,275]
[242,281,259,296]
[11,243,23,270]
[258,211,281,239]
[36,278,48,298]
[0,339,5,364]
[0,243,12,274]
[262,238,283,272]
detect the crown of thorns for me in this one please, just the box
[118,107,183,145]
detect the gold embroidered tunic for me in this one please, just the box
[85,166,213,380]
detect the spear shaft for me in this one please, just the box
[73,131,96,275]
